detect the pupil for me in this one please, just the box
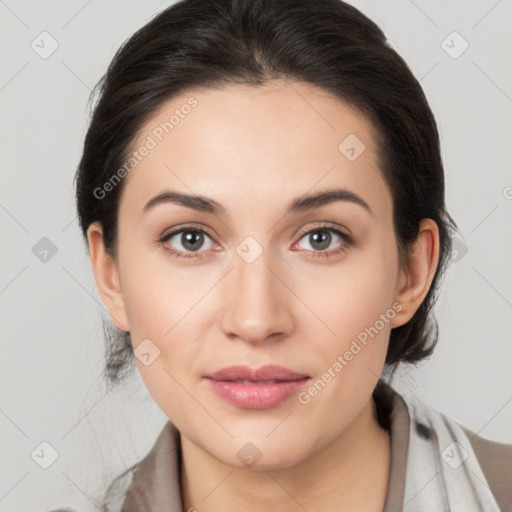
[183,231,203,251]
[179,230,332,252]
[311,231,330,250]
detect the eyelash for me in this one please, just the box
[158,223,354,261]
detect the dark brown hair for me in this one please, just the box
[74,0,457,391]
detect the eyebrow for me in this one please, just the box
[142,187,373,217]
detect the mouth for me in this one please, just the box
[225,379,291,385]
[205,364,310,382]
[203,365,311,409]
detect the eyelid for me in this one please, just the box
[159,221,354,258]
[158,225,217,260]
[295,221,352,241]
[159,222,215,240]
[159,222,351,244]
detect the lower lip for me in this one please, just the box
[205,378,310,409]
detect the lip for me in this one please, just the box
[204,365,311,409]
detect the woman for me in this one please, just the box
[66,0,511,510]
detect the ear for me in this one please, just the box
[87,221,130,332]
[390,218,440,329]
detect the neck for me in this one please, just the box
[180,396,391,512]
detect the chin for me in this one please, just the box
[212,440,310,471]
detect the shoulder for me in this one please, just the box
[460,424,512,512]
[100,462,140,512]
[45,463,140,512]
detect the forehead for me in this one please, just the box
[119,80,390,222]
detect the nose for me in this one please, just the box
[219,247,295,346]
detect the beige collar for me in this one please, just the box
[120,380,410,511]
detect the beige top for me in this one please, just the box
[98,381,512,512]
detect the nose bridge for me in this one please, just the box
[219,237,293,344]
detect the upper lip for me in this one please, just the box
[205,364,310,382]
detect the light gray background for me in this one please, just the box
[1,0,511,510]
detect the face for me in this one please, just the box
[93,80,416,469]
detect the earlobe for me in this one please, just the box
[390,219,440,329]
[86,221,130,332]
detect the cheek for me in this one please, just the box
[117,244,214,385]
[121,226,398,363]
[291,245,397,434]
[292,235,398,349]
[117,238,196,337]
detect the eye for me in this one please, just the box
[159,227,217,259]
[159,222,353,261]
[294,223,353,258]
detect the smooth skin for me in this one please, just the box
[87,80,440,511]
